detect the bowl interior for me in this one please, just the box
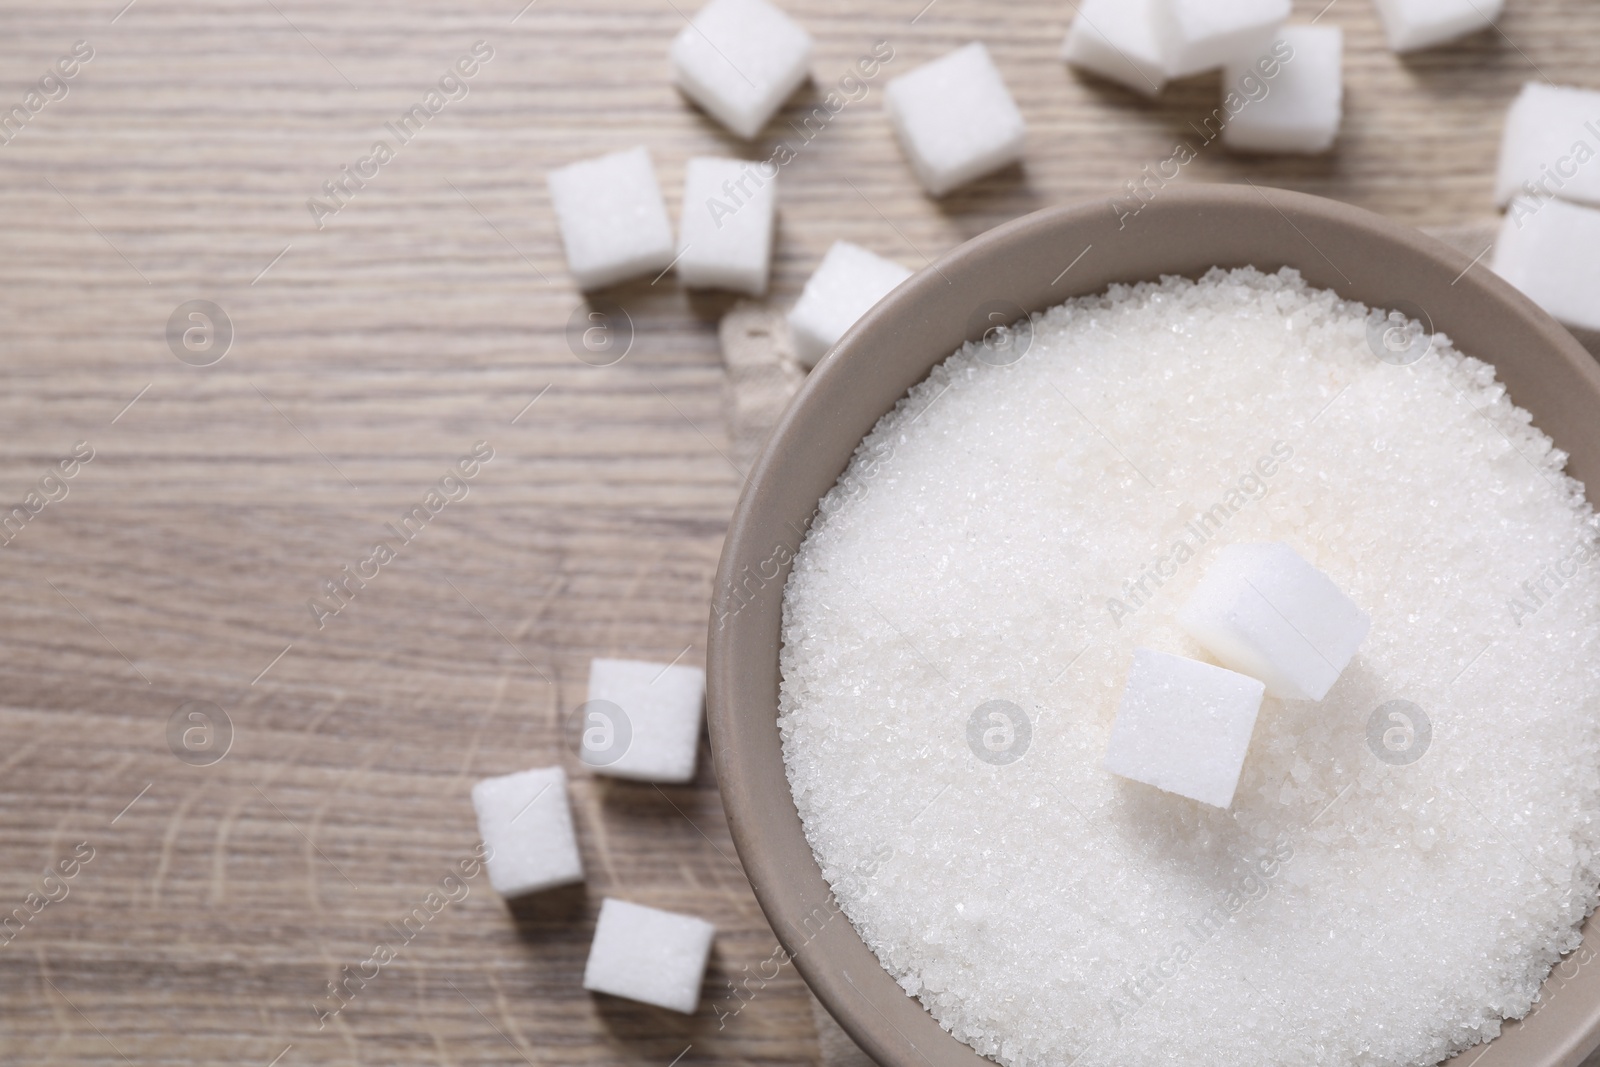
[707,184,1600,1067]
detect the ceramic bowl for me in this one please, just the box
[707,184,1600,1067]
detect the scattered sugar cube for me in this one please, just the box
[583,898,715,1013]
[1154,0,1289,79]
[677,157,777,295]
[1492,196,1600,333]
[1177,542,1371,702]
[788,241,913,367]
[1371,0,1504,52]
[1103,648,1265,808]
[885,42,1027,197]
[670,0,813,139]
[547,147,675,291]
[1494,82,1600,209]
[470,766,583,898]
[585,657,706,783]
[1222,27,1342,154]
[1060,0,1169,97]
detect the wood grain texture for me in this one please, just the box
[0,1,1596,1065]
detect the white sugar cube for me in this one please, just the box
[670,0,813,139]
[1493,196,1600,333]
[788,241,913,367]
[1177,542,1371,702]
[1154,0,1289,79]
[677,157,777,295]
[1494,82,1600,209]
[885,42,1027,197]
[585,657,706,783]
[1103,648,1265,808]
[1371,0,1503,52]
[547,147,675,291]
[470,766,583,898]
[1222,27,1342,154]
[583,898,715,1013]
[1061,0,1169,97]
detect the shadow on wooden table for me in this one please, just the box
[506,882,590,940]
[1569,325,1600,362]
[932,161,1043,238]
[1396,28,1516,96]
[589,941,729,1043]
[567,277,702,363]
[686,287,745,326]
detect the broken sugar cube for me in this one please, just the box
[1493,196,1600,333]
[1494,82,1600,210]
[677,156,777,295]
[788,241,913,367]
[583,897,716,1013]
[1371,0,1503,52]
[1103,648,1266,808]
[1153,0,1289,79]
[1060,0,1169,97]
[670,0,813,139]
[885,42,1027,197]
[1222,27,1342,154]
[547,147,675,290]
[1177,542,1371,702]
[584,657,706,783]
[470,766,584,898]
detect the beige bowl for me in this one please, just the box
[706,184,1600,1067]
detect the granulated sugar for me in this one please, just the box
[778,267,1600,1067]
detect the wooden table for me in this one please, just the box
[1,1,1596,1064]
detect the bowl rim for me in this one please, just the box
[707,183,1600,1067]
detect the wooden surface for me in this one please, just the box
[1,1,1598,1065]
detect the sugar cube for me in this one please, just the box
[585,657,706,783]
[1060,0,1169,97]
[547,147,675,291]
[670,0,813,139]
[1494,82,1600,209]
[1177,542,1371,702]
[885,42,1027,197]
[470,766,583,898]
[1492,196,1600,333]
[1103,648,1265,808]
[788,241,913,367]
[1222,27,1342,154]
[583,898,716,1013]
[1370,0,1503,52]
[677,157,777,295]
[1154,0,1289,79]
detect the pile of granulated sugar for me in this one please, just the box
[778,267,1600,1067]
